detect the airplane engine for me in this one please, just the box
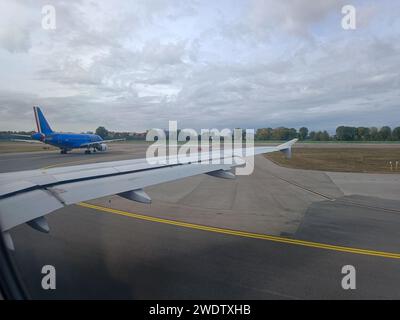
[97,143,108,151]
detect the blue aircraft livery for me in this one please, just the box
[22,106,124,154]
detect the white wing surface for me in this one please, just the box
[0,139,297,249]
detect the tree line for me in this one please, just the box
[1,125,400,142]
[256,126,400,141]
[94,126,147,140]
[98,125,400,141]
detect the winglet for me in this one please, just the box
[278,138,298,159]
[277,138,298,149]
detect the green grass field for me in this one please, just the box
[265,147,400,174]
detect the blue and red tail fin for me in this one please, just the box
[33,106,53,135]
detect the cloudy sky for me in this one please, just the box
[0,0,399,133]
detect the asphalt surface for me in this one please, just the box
[2,143,400,299]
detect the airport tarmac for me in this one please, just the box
[2,143,400,299]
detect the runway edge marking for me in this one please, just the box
[78,202,400,260]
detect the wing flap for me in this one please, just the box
[0,181,37,197]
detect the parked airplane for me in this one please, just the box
[13,106,124,154]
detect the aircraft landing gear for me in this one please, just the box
[60,149,68,154]
[84,149,91,154]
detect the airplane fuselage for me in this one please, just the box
[17,106,123,154]
[32,132,104,150]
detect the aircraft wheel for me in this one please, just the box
[85,150,91,154]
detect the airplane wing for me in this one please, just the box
[11,134,32,138]
[0,139,297,250]
[101,138,126,143]
[80,138,126,148]
[10,139,43,144]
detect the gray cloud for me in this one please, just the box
[246,0,345,35]
[0,0,399,133]
[0,1,36,53]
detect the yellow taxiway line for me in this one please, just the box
[78,202,400,260]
